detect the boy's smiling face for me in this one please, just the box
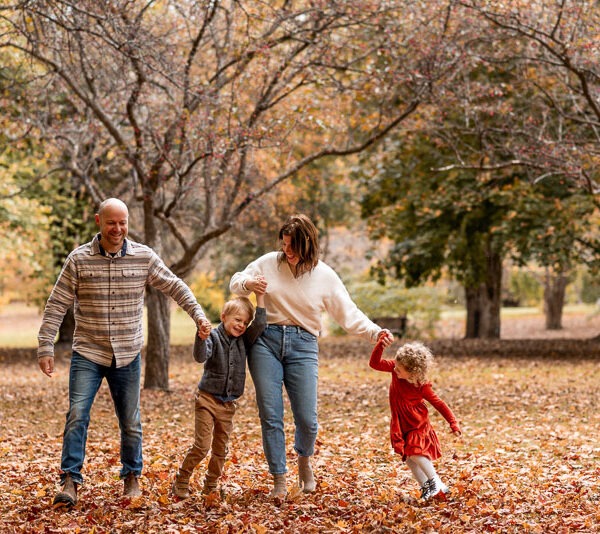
[221,308,251,338]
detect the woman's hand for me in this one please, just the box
[377,329,394,347]
[247,275,268,295]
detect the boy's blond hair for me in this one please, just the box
[221,296,255,321]
[395,341,434,386]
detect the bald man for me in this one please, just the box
[38,198,211,508]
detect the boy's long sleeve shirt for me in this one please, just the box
[194,307,266,400]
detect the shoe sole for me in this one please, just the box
[52,496,76,509]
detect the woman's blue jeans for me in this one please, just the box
[248,325,319,475]
[60,352,143,484]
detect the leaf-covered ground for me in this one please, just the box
[1,337,599,533]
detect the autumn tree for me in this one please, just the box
[0,1,467,388]
[358,70,597,339]
[449,0,600,191]
[0,42,100,339]
[357,0,600,338]
[431,0,600,330]
[505,175,598,329]
[358,130,518,338]
[0,49,54,306]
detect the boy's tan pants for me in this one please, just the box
[178,389,236,486]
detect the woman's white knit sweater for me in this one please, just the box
[230,251,381,342]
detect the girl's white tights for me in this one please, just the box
[405,455,437,486]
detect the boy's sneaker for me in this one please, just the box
[202,480,217,495]
[172,475,190,499]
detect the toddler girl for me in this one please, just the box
[369,339,461,501]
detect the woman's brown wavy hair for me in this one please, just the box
[277,214,320,277]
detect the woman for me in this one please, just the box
[230,214,393,498]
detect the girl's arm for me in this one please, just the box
[422,384,461,434]
[369,339,395,372]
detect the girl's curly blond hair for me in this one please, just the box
[394,341,434,386]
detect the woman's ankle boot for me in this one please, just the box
[298,455,316,493]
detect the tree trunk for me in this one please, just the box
[544,270,568,330]
[143,286,172,390]
[464,251,503,339]
[141,195,173,391]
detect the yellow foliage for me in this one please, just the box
[0,155,53,307]
[189,271,227,322]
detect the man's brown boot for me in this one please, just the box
[123,473,141,497]
[53,474,78,508]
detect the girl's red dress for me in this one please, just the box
[369,341,460,461]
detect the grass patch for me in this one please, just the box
[2,302,598,348]
[0,303,204,348]
[441,303,596,319]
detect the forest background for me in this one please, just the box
[1,1,599,532]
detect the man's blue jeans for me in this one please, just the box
[248,325,319,475]
[60,352,143,484]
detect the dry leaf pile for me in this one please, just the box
[1,338,599,533]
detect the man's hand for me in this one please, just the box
[197,317,212,340]
[39,356,55,377]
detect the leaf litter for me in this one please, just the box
[1,337,599,533]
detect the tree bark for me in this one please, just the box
[142,193,173,391]
[543,270,568,330]
[464,251,503,339]
[143,286,172,390]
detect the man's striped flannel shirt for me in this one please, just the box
[37,234,205,368]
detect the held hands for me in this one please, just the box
[197,317,212,340]
[253,275,267,308]
[246,275,267,295]
[377,329,394,348]
[39,356,55,377]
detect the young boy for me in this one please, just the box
[172,280,267,498]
